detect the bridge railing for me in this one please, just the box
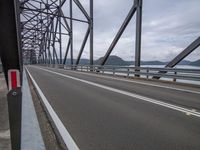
[62,65,200,84]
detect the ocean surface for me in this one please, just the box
[140,65,200,85]
[133,65,200,69]
[122,65,200,85]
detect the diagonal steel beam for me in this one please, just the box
[100,3,137,65]
[76,26,90,65]
[166,37,200,68]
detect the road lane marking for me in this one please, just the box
[40,66,200,95]
[33,66,200,118]
[26,68,80,150]
[0,130,10,139]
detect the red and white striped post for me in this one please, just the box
[7,69,22,150]
[8,69,20,91]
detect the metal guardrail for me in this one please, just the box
[61,65,200,83]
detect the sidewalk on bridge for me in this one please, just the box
[0,70,63,150]
[0,73,11,150]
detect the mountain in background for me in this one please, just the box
[64,58,90,65]
[178,60,191,65]
[94,55,129,66]
[64,55,200,66]
[189,59,200,66]
[141,61,166,65]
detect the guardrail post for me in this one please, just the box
[113,67,115,75]
[127,68,130,77]
[81,66,83,71]
[135,67,140,77]
[147,69,149,79]
[173,71,177,82]
[102,67,104,74]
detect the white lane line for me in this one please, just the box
[40,66,200,95]
[26,67,80,150]
[34,66,200,118]
[0,130,10,139]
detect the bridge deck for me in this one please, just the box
[27,65,200,150]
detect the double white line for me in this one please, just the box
[32,66,200,118]
[26,66,200,149]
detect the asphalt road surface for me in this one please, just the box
[27,66,200,150]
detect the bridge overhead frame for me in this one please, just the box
[20,0,94,66]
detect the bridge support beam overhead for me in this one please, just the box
[20,0,93,66]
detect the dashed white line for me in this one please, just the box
[33,66,200,118]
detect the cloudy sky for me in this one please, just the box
[63,0,200,62]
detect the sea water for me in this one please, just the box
[140,65,200,85]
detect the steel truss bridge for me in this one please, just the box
[0,0,200,150]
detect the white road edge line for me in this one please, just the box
[34,66,200,118]
[26,67,80,150]
[42,66,200,95]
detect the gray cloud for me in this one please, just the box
[62,0,200,61]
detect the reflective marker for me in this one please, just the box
[11,71,17,89]
[8,69,20,91]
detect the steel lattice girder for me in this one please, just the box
[20,0,94,65]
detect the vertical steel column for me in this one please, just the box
[0,0,22,149]
[90,0,94,66]
[44,27,48,64]
[52,20,55,64]
[47,22,53,64]
[52,17,60,64]
[135,0,142,67]
[59,0,62,64]
[70,0,73,65]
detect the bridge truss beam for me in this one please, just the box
[20,0,94,66]
[100,0,143,66]
[166,37,200,68]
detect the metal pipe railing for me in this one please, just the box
[62,65,200,83]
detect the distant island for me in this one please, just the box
[189,59,200,66]
[64,55,200,66]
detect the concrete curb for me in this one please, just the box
[21,70,45,150]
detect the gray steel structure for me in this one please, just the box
[153,37,200,79]
[100,0,143,66]
[20,0,142,67]
[166,37,200,68]
[20,0,199,69]
[0,0,22,84]
[0,1,22,149]
[20,0,94,66]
